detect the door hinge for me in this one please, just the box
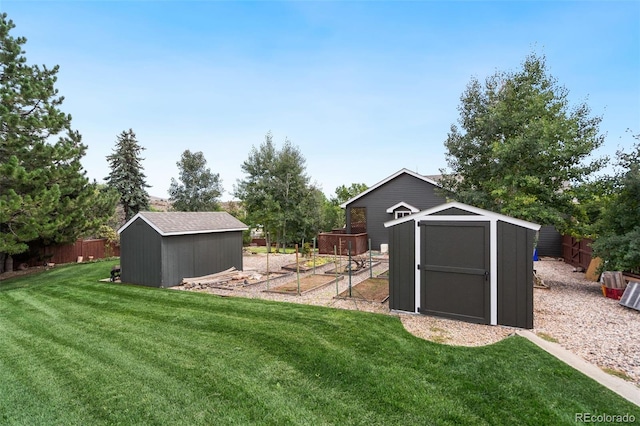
[417,264,420,270]
[417,306,421,313]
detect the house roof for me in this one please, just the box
[118,211,249,236]
[384,201,541,231]
[339,168,442,208]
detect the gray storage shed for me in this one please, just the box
[118,212,248,288]
[385,202,540,329]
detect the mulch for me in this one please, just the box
[337,277,389,302]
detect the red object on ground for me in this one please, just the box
[601,285,625,300]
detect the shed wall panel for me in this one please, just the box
[346,173,445,250]
[162,235,195,287]
[388,221,415,312]
[193,231,244,277]
[161,231,244,287]
[537,225,562,257]
[120,218,162,286]
[497,222,534,328]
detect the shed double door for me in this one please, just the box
[419,221,490,324]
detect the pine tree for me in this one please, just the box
[0,13,115,268]
[105,129,150,221]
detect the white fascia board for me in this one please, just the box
[339,168,441,209]
[117,212,144,235]
[385,201,541,231]
[386,201,420,213]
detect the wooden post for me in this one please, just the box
[266,233,270,290]
[348,241,352,297]
[296,244,300,295]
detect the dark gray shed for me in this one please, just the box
[536,225,562,257]
[385,202,540,329]
[117,212,248,288]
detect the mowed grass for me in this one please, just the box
[1,262,638,425]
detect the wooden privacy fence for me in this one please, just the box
[317,232,368,255]
[30,239,120,266]
[562,235,593,270]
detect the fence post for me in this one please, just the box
[369,238,372,278]
[296,244,300,296]
[348,241,352,297]
[334,245,339,296]
[266,233,270,290]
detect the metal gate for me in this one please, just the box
[419,221,490,324]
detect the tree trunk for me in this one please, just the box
[5,255,13,273]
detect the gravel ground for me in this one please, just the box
[176,252,391,315]
[175,252,640,386]
[533,258,640,387]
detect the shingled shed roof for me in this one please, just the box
[118,211,248,236]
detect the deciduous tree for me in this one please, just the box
[439,53,606,234]
[234,132,313,250]
[169,150,223,212]
[592,135,640,273]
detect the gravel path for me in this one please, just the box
[174,252,640,386]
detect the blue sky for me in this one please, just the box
[1,1,639,201]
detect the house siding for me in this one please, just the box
[346,173,445,250]
[120,218,162,287]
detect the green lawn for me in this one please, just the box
[1,262,638,425]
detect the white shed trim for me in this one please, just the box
[386,201,420,214]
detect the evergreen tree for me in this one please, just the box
[169,150,223,212]
[440,53,606,234]
[0,13,115,267]
[105,129,150,221]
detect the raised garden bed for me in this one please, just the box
[264,274,344,295]
[337,277,389,303]
[281,257,332,272]
[324,261,381,276]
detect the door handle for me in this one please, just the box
[484,271,489,281]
